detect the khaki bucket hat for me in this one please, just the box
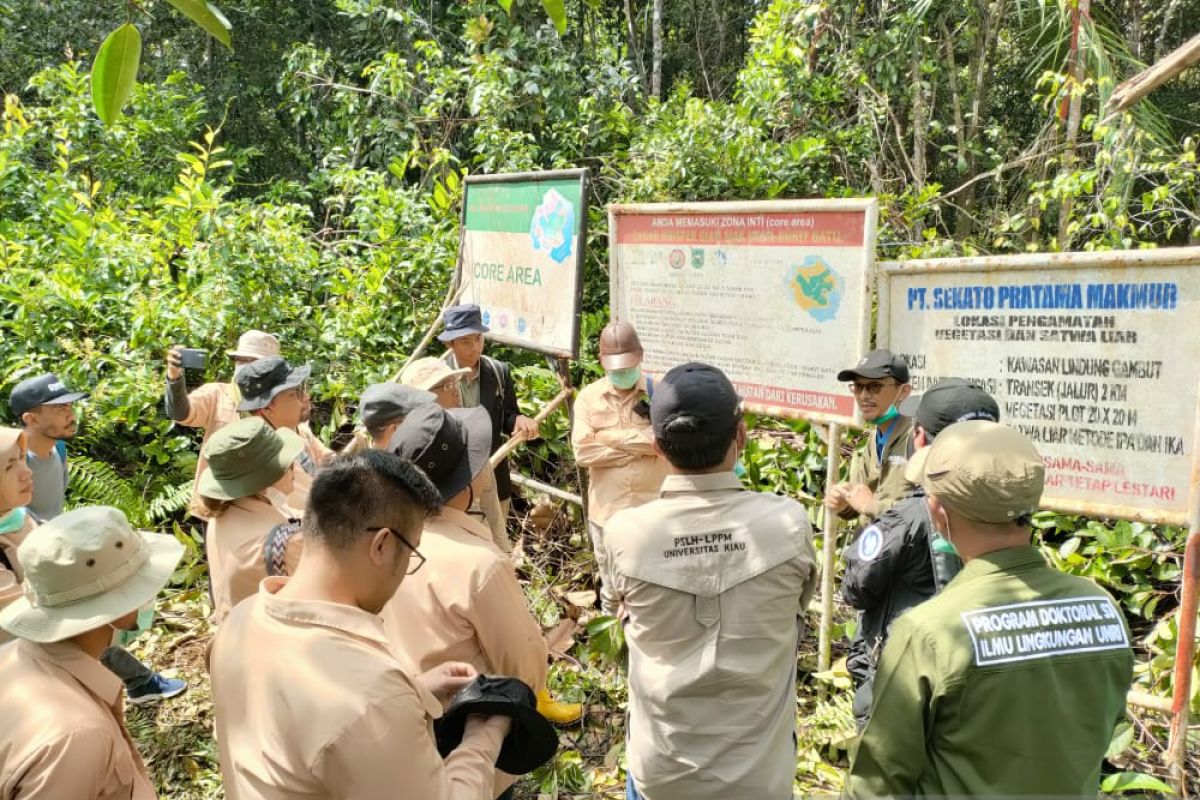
[909,420,1044,524]
[197,417,304,501]
[226,330,281,361]
[400,357,471,392]
[0,506,183,643]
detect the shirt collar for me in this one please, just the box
[660,471,743,496]
[22,639,123,708]
[432,506,492,542]
[957,546,1047,580]
[257,576,391,647]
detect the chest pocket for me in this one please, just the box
[589,409,621,431]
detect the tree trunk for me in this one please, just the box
[1058,0,1090,250]
[624,0,646,90]
[651,0,663,99]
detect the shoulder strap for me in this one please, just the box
[645,376,654,397]
[55,440,67,460]
[263,521,303,577]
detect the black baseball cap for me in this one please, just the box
[236,356,312,412]
[9,373,88,418]
[437,304,490,342]
[899,378,1000,439]
[387,405,491,502]
[836,349,910,383]
[359,383,436,429]
[435,675,558,775]
[650,362,741,439]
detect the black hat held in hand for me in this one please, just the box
[434,675,559,775]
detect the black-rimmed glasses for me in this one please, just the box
[366,527,426,575]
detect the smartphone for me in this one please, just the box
[178,348,208,370]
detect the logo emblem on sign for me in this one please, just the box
[668,249,686,269]
[790,255,845,323]
[529,188,576,264]
[690,248,705,269]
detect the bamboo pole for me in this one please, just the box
[817,422,842,672]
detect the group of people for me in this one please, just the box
[0,303,1137,800]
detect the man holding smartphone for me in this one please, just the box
[165,330,280,514]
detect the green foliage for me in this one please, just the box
[92,24,142,126]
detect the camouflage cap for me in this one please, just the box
[913,420,1044,524]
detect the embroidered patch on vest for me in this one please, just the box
[961,596,1128,667]
[857,526,883,561]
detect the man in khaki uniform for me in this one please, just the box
[391,366,509,551]
[826,349,915,526]
[604,363,819,800]
[0,506,183,800]
[383,404,552,797]
[210,450,511,800]
[846,421,1134,797]
[166,330,279,510]
[571,321,668,615]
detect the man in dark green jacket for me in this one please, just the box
[845,420,1133,798]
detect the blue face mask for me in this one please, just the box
[0,507,26,535]
[608,366,642,391]
[870,405,900,425]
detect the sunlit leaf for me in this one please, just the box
[92,24,142,126]
[164,0,233,48]
[542,0,566,34]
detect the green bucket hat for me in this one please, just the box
[197,417,305,501]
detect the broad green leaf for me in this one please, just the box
[164,0,232,48]
[497,0,512,12]
[1100,772,1173,793]
[1104,721,1134,758]
[542,0,566,34]
[92,24,142,126]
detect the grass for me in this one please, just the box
[124,503,1197,798]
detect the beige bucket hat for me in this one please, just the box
[226,329,281,361]
[400,357,471,392]
[0,506,183,643]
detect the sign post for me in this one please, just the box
[880,246,1200,790]
[610,198,879,670]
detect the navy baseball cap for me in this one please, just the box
[387,405,491,502]
[9,374,88,418]
[899,378,1000,439]
[837,349,911,383]
[437,304,490,342]
[650,362,741,439]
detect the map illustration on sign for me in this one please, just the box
[529,188,576,264]
[790,255,844,323]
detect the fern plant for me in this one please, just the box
[67,456,192,529]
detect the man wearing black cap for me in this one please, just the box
[8,373,87,520]
[604,362,818,800]
[360,382,438,448]
[380,404,577,794]
[828,349,915,525]
[237,356,330,508]
[439,304,540,515]
[841,378,999,728]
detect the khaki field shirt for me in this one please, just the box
[570,376,668,526]
[0,640,155,800]
[846,546,1134,797]
[205,494,297,622]
[211,577,505,800]
[175,382,241,513]
[605,472,819,800]
[381,507,547,691]
[841,415,915,525]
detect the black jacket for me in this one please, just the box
[444,353,521,501]
[841,487,961,727]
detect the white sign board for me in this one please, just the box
[880,248,1200,525]
[609,199,878,426]
[458,169,588,358]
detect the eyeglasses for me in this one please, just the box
[366,527,426,575]
[848,380,898,397]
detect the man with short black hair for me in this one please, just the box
[211,449,511,800]
[826,349,914,525]
[845,421,1134,797]
[604,362,819,800]
[841,378,999,727]
[8,373,86,521]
